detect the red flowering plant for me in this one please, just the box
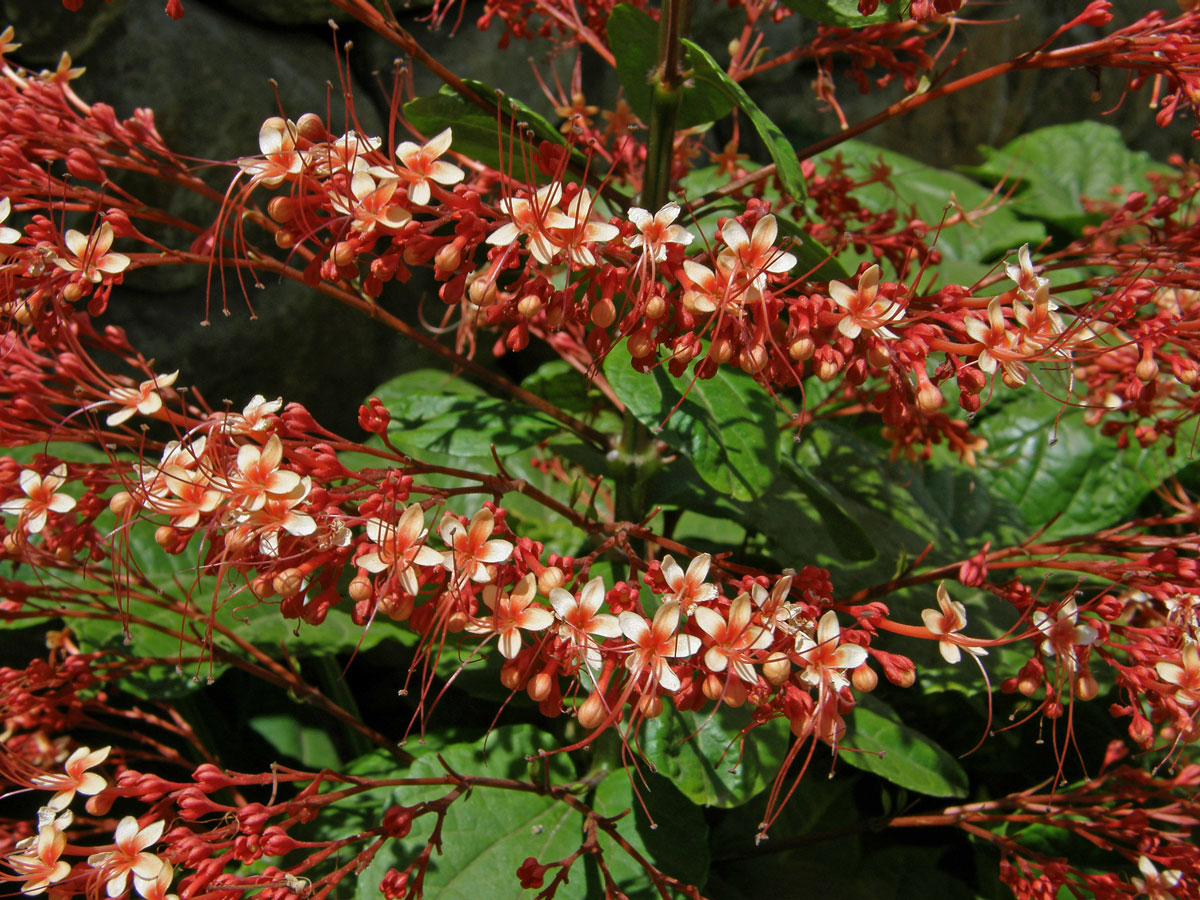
[2,0,1200,897]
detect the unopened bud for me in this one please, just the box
[154,525,177,548]
[1172,356,1199,386]
[762,652,791,686]
[644,295,666,319]
[867,342,891,369]
[1135,347,1159,383]
[468,275,497,307]
[295,113,326,142]
[500,661,523,691]
[739,343,768,374]
[267,196,295,223]
[577,690,608,730]
[332,241,356,268]
[702,674,723,701]
[348,575,372,603]
[273,568,304,599]
[537,566,565,595]
[446,610,469,633]
[108,491,134,516]
[915,373,944,413]
[816,356,840,381]
[434,242,462,273]
[710,336,734,364]
[1001,366,1027,389]
[528,672,553,702]
[627,329,655,359]
[274,230,294,249]
[517,294,542,319]
[250,575,275,600]
[789,336,814,361]
[637,692,663,718]
[591,297,616,328]
[851,663,878,693]
[1073,673,1099,701]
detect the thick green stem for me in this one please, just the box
[640,0,692,210]
[616,0,693,539]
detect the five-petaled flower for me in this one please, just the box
[0,196,21,246]
[693,593,772,685]
[224,434,302,512]
[358,503,443,594]
[393,128,465,206]
[1156,642,1200,707]
[86,816,166,899]
[53,221,130,283]
[1032,598,1098,669]
[625,202,694,263]
[618,601,701,693]
[794,610,868,690]
[32,745,110,811]
[133,861,180,900]
[237,117,302,186]
[660,554,718,613]
[467,573,554,659]
[439,507,514,583]
[921,583,987,664]
[1,465,76,535]
[718,214,796,294]
[106,371,179,427]
[485,184,574,265]
[1130,855,1183,900]
[5,824,70,896]
[548,576,622,672]
[828,264,905,340]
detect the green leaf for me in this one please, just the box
[371,369,563,459]
[965,122,1174,233]
[819,140,1045,279]
[781,0,902,27]
[352,726,585,900]
[684,38,807,200]
[593,770,710,895]
[608,4,733,130]
[248,713,342,769]
[840,694,969,798]
[404,82,565,174]
[603,345,779,502]
[978,391,1190,540]
[639,705,790,807]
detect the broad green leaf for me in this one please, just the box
[704,773,872,900]
[352,726,585,900]
[978,391,1190,540]
[727,425,1021,592]
[593,770,710,895]
[372,369,563,459]
[522,359,598,415]
[603,345,779,502]
[66,518,388,669]
[819,140,1045,280]
[639,704,790,807]
[781,0,902,27]
[607,5,733,130]
[840,694,968,797]
[684,38,807,200]
[248,713,342,769]
[404,82,565,174]
[965,122,1174,233]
